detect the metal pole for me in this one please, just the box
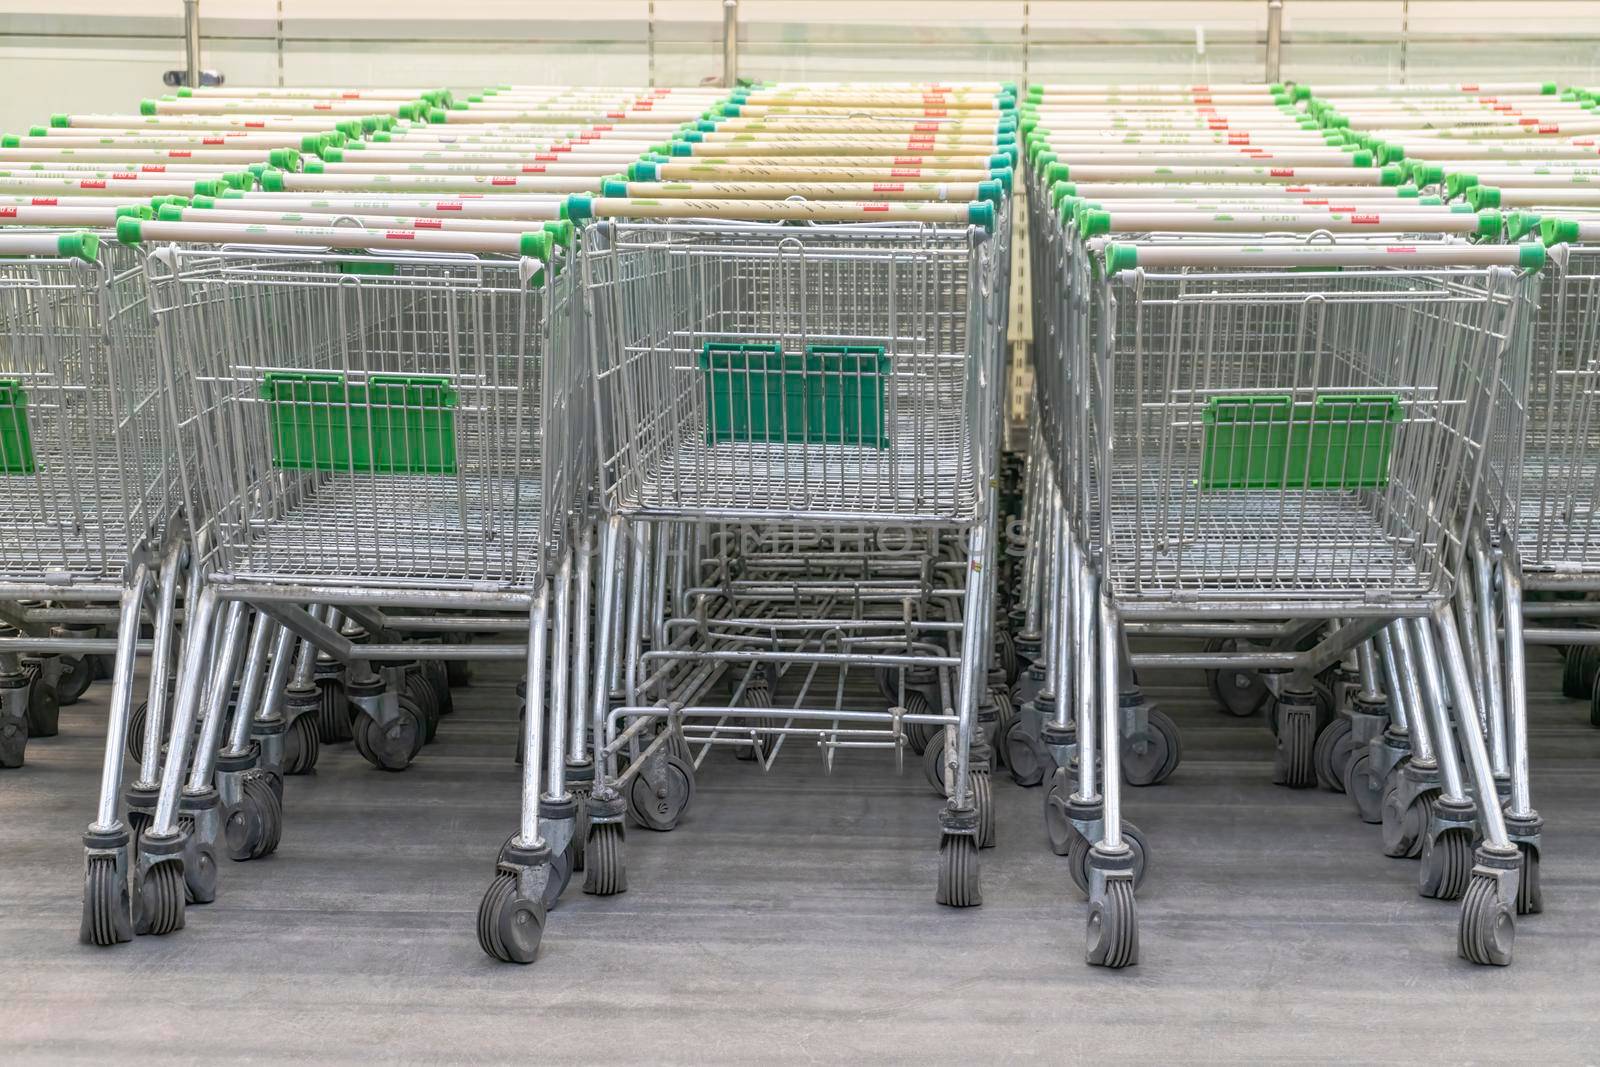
[722,0,738,89]
[184,0,202,88]
[1265,0,1283,84]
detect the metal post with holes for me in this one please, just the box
[184,0,202,88]
[722,0,739,88]
[1265,0,1283,83]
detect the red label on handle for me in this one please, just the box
[890,168,921,177]
[436,202,463,210]
[1352,214,1380,224]
[492,177,517,185]
[521,165,546,173]
[79,180,106,189]
[0,208,16,217]
[30,198,57,205]
[1269,168,1295,177]
[384,231,415,240]
[863,203,889,212]
[873,183,905,192]
[414,218,442,229]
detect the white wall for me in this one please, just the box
[4,1,1600,133]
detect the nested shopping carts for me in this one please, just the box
[118,215,584,959]
[571,83,1013,906]
[1018,82,1549,968]
[0,229,175,766]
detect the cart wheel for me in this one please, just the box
[972,772,996,849]
[82,853,133,946]
[1272,702,1317,788]
[352,699,423,771]
[1044,767,1075,856]
[423,659,453,716]
[125,700,149,764]
[1562,643,1600,699]
[990,689,1015,768]
[1458,874,1514,966]
[923,730,952,793]
[405,670,441,743]
[1204,638,1270,717]
[734,681,773,762]
[477,870,544,964]
[1067,821,1150,896]
[135,860,186,936]
[935,832,981,907]
[1313,716,1355,793]
[1382,783,1434,858]
[1122,708,1180,786]
[282,711,321,776]
[445,658,472,689]
[54,654,95,707]
[1086,878,1138,968]
[546,840,576,907]
[626,753,695,831]
[903,691,934,755]
[22,662,60,738]
[582,822,627,896]
[1420,826,1474,901]
[1516,843,1542,915]
[0,688,27,768]
[1343,752,1385,824]
[1003,715,1047,787]
[224,771,282,861]
[996,628,1020,686]
[316,677,352,744]
[126,808,153,843]
[1590,684,1600,728]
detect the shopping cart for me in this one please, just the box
[113,218,586,963]
[1043,237,1539,967]
[577,205,1007,903]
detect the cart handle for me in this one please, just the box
[1077,208,1500,238]
[0,231,99,261]
[563,194,994,229]
[115,217,552,259]
[1101,241,1544,273]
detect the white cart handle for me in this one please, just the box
[115,217,553,258]
[1102,241,1544,273]
[0,231,99,260]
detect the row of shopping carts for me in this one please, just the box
[1015,79,1558,967]
[0,80,1016,963]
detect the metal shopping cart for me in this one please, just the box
[577,210,1007,903]
[1044,237,1541,967]
[114,219,586,962]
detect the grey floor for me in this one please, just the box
[3,651,1599,1064]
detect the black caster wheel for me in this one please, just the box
[1382,783,1434,859]
[1122,708,1181,787]
[1516,844,1542,915]
[281,712,321,775]
[627,753,695,831]
[1273,702,1317,789]
[1562,643,1600,699]
[316,677,352,744]
[445,658,471,689]
[923,731,951,793]
[935,833,981,907]
[0,698,26,768]
[225,771,282,861]
[404,671,441,743]
[126,700,150,764]
[477,870,544,964]
[1043,768,1075,856]
[82,853,132,946]
[423,659,453,717]
[351,698,424,771]
[1067,821,1150,896]
[972,772,996,849]
[1420,827,1474,900]
[1204,638,1270,717]
[136,860,186,936]
[1313,717,1355,793]
[734,682,773,762]
[1590,684,1600,729]
[582,822,627,896]
[1458,874,1514,966]
[126,808,153,843]
[1343,752,1385,824]
[902,691,934,755]
[990,690,1015,769]
[1086,879,1138,969]
[1003,715,1047,787]
[996,628,1020,686]
[22,662,60,738]
[54,655,95,708]
[546,841,577,906]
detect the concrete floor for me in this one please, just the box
[3,652,1598,1064]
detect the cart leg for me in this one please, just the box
[937,519,989,906]
[1497,550,1542,915]
[584,516,629,897]
[1085,591,1138,969]
[478,583,553,964]
[79,559,154,946]
[1431,606,1520,966]
[125,537,186,839]
[1380,619,1441,858]
[132,585,220,938]
[1408,616,1479,901]
[216,612,284,862]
